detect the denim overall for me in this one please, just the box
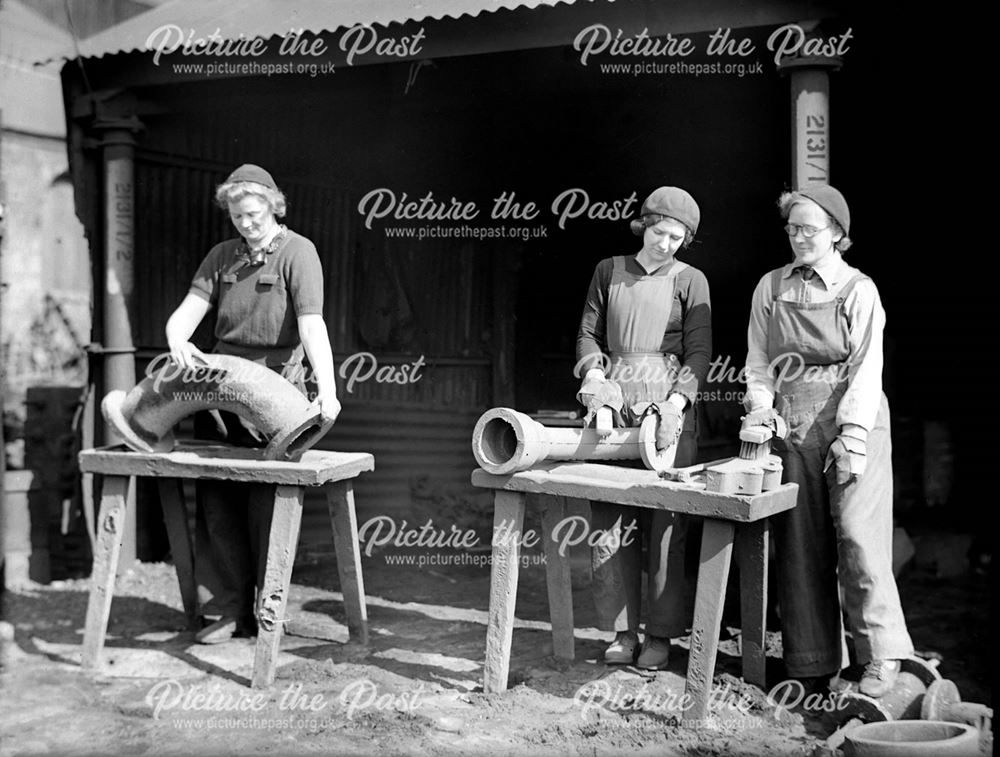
[591,256,696,637]
[767,267,913,677]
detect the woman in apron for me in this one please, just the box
[164,164,341,643]
[742,184,913,697]
[576,186,712,669]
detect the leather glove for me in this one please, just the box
[576,373,602,406]
[654,402,684,450]
[824,434,867,484]
[740,407,788,440]
[577,374,625,424]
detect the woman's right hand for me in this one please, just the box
[168,340,209,370]
[165,294,212,369]
[577,368,609,407]
[740,407,787,439]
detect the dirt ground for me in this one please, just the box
[0,527,993,757]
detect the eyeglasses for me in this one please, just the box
[784,223,829,238]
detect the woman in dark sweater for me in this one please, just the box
[164,163,340,643]
[576,186,712,669]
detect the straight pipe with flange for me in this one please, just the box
[471,407,675,475]
[102,354,333,461]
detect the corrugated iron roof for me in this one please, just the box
[42,0,583,63]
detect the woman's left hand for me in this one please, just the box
[653,393,688,450]
[824,434,867,484]
[313,392,342,424]
[655,402,685,450]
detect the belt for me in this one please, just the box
[610,351,678,359]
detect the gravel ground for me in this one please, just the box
[0,540,992,757]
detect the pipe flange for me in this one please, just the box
[834,691,892,726]
[844,720,980,757]
[102,389,175,453]
[264,411,334,461]
[472,407,549,475]
[901,655,943,688]
[922,679,961,722]
[638,413,678,473]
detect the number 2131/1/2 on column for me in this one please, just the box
[804,113,828,184]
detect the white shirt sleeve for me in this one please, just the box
[836,277,886,438]
[743,273,775,412]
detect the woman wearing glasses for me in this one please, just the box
[741,185,913,698]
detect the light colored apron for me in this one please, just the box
[590,255,692,637]
[606,256,687,424]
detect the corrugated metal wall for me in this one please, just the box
[132,152,495,540]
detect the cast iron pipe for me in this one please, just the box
[471,407,675,475]
[843,720,980,757]
[102,354,333,460]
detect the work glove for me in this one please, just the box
[824,433,867,485]
[654,403,684,451]
[740,407,788,440]
[634,401,684,450]
[576,373,625,425]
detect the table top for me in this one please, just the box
[79,442,374,486]
[471,461,798,522]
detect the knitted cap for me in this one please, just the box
[640,186,700,235]
[796,184,850,235]
[224,163,277,190]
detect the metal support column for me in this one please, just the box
[778,44,842,189]
[93,118,142,569]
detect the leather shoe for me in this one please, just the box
[196,615,257,644]
[636,635,671,670]
[603,631,639,665]
[195,617,238,644]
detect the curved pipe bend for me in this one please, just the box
[102,354,333,460]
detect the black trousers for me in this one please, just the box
[193,410,275,622]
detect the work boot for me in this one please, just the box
[859,659,901,698]
[636,635,671,670]
[195,615,256,644]
[195,616,238,644]
[603,631,639,665]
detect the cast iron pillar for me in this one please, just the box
[92,117,142,568]
[777,43,842,189]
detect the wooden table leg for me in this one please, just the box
[684,518,736,720]
[327,480,368,645]
[737,519,769,688]
[252,484,304,688]
[483,490,526,694]
[81,475,133,670]
[156,478,199,629]
[540,495,574,661]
